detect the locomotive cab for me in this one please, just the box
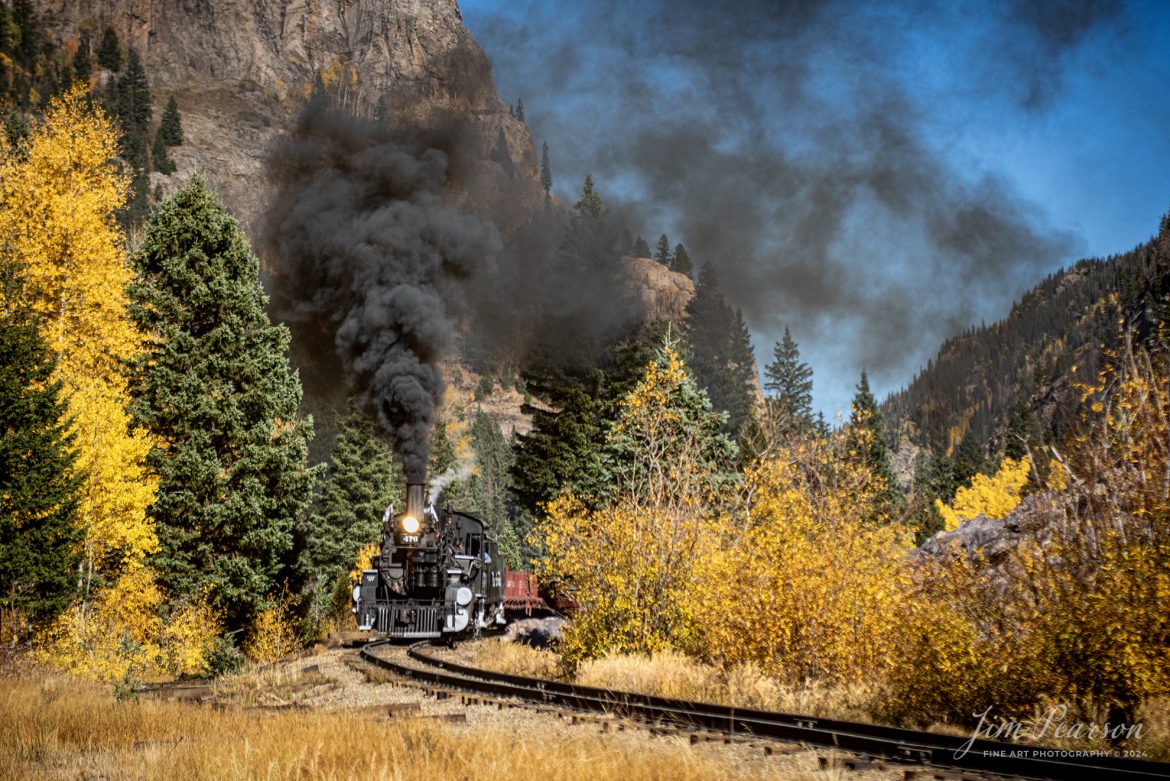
[354,482,505,639]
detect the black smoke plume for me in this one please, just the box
[267,100,501,481]
[267,98,641,476]
[463,0,1126,400]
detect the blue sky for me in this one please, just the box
[459,0,1170,416]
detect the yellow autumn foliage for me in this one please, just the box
[38,565,223,681]
[0,87,170,679]
[700,435,911,686]
[245,591,300,664]
[537,346,725,663]
[935,455,1031,531]
[886,335,1170,726]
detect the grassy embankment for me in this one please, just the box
[472,639,1170,761]
[0,662,833,781]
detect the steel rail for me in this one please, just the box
[359,639,1170,781]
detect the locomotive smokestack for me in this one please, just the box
[406,483,425,521]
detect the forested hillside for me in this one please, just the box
[885,214,1170,460]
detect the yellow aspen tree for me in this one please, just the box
[0,87,160,675]
[934,456,1031,531]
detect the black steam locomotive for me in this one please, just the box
[353,482,506,639]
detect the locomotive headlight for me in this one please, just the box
[401,515,420,534]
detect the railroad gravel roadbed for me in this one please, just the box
[280,644,906,780]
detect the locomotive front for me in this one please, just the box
[353,482,505,639]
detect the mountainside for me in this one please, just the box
[31,0,544,235]
[884,213,1170,460]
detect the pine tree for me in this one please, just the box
[846,371,901,513]
[683,266,757,435]
[159,95,182,146]
[96,24,121,72]
[633,236,651,258]
[129,176,317,632]
[114,48,151,128]
[72,33,92,84]
[302,405,402,625]
[151,127,174,174]
[515,97,525,122]
[672,243,693,278]
[0,319,82,638]
[467,409,521,567]
[764,327,814,429]
[654,233,671,265]
[540,141,552,195]
[512,365,609,515]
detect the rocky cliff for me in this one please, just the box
[32,0,543,236]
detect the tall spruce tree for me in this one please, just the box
[633,236,651,258]
[672,243,693,278]
[683,266,757,435]
[540,141,552,195]
[764,326,814,428]
[129,177,316,633]
[71,33,92,84]
[846,370,901,513]
[0,319,82,638]
[515,97,525,122]
[467,409,521,567]
[151,127,174,174]
[97,24,121,71]
[159,95,183,146]
[302,404,402,625]
[654,233,671,265]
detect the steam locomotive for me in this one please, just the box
[353,482,506,639]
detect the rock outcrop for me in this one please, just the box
[620,256,696,321]
[33,0,543,235]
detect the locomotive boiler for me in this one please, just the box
[353,482,506,639]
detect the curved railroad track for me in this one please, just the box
[360,639,1170,781]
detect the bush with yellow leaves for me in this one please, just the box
[535,341,736,666]
[884,334,1170,728]
[244,591,301,664]
[935,455,1031,531]
[698,432,911,686]
[38,566,222,682]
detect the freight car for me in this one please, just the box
[353,482,506,640]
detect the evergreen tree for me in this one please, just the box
[654,233,671,265]
[114,48,151,128]
[672,243,693,278]
[72,33,92,84]
[556,174,621,294]
[0,319,82,638]
[951,428,988,489]
[764,326,814,428]
[129,177,317,633]
[633,236,651,258]
[846,371,901,513]
[683,266,757,435]
[151,126,174,174]
[515,97,525,122]
[159,95,183,146]
[97,24,121,72]
[467,409,521,567]
[512,366,608,516]
[909,448,955,543]
[540,140,552,195]
[302,405,402,625]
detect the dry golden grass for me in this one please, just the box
[0,670,828,781]
[1137,697,1170,761]
[472,640,872,721]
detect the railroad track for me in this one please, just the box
[360,639,1170,781]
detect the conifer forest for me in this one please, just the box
[1,1,1169,778]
